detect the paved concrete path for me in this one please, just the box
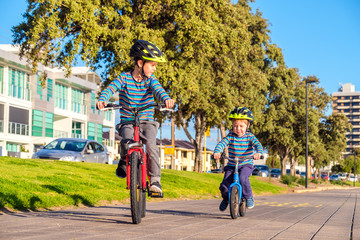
[1,188,359,240]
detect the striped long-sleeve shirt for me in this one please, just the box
[99,72,170,123]
[214,132,263,166]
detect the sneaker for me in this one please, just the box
[115,159,127,178]
[219,200,228,211]
[246,197,255,209]
[149,182,162,193]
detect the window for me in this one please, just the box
[6,143,19,152]
[97,124,103,142]
[71,88,86,114]
[91,92,96,114]
[55,83,68,109]
[45,112,53,137]
[32,110,43,137]
[94,142,104,153]
[8,68,30,100]
[104,110,112,121]
[182,151,187,158]
[47,79,53,101]
[0,65,3,94]
[87,122,95,140]
[36,74,43,100]
[72,121,82,138]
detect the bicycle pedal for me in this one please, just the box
[148,191,164,198]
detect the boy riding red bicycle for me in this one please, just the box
[97,40,174,195]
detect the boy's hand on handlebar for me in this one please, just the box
[253,153,261,160]
[213,152,221,160]
[165,99,174,109]
[96,101,106,110]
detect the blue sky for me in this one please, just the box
[1,0,360,150]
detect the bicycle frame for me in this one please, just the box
[126,122,147,191]
[102,103,169,197]
[228,159,243,207]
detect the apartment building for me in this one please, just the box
[0,44,117,161]
[332,83,360,155]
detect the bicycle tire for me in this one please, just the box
[229,185,240,219]
[130,151,142,224]
[141,178,146,218]
[239,198,246,217]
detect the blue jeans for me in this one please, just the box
[219,164,254,201]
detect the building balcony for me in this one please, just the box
[71,133,84,139]
[53,129,69,138]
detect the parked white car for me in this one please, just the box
[338,173,348,180]
[348,174,358,182]
[32,138,109,164]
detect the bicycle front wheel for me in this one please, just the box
[239,198,246,217]
[130,151,143,224]
[229,185,240,219]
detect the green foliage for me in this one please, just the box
[297,177,306,187]
[311,178,319,184]
[266,155,281,169]
[280,174,298,186]
[329,180,349,186]
[342,154,360,174]
[331,164,345,173]
[12,0,350,173]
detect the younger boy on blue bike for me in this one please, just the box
[213,107,263,210]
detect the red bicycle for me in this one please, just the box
[101,103,172,224]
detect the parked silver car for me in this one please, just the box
[32,138,109,164]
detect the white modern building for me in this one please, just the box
[0,44,117,161]
[332,83,360,155]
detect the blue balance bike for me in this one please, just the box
[220,154,263,219]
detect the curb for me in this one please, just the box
[292,186,359,193]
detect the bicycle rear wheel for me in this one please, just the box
[229,185,240,219]
[130,151,143,224]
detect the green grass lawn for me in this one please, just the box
[0,157,288,211]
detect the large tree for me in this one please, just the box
[14,0,280,172]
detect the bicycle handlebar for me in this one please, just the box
[211,154,264,162]
[97,102,174,112]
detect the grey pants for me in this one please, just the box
[118,121,160,184]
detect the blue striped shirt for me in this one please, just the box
[214,132,263,166]
[99,72,170,123]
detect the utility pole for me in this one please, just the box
[171,115,175,170]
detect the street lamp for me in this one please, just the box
[305,79,316,188]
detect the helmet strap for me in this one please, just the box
[141,61,147,81]
[134,59,147,82]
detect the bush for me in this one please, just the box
[297,177,306,186]
[330,180,350,186]
[311,178,319,184]
[281,175,298,186]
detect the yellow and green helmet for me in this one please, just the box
[229,107,254,123]
[130,40,166,63]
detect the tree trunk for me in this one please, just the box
[177,108,206,172]
[279,146,291,176]
[290,154,298,176]
[219,121,228,167]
